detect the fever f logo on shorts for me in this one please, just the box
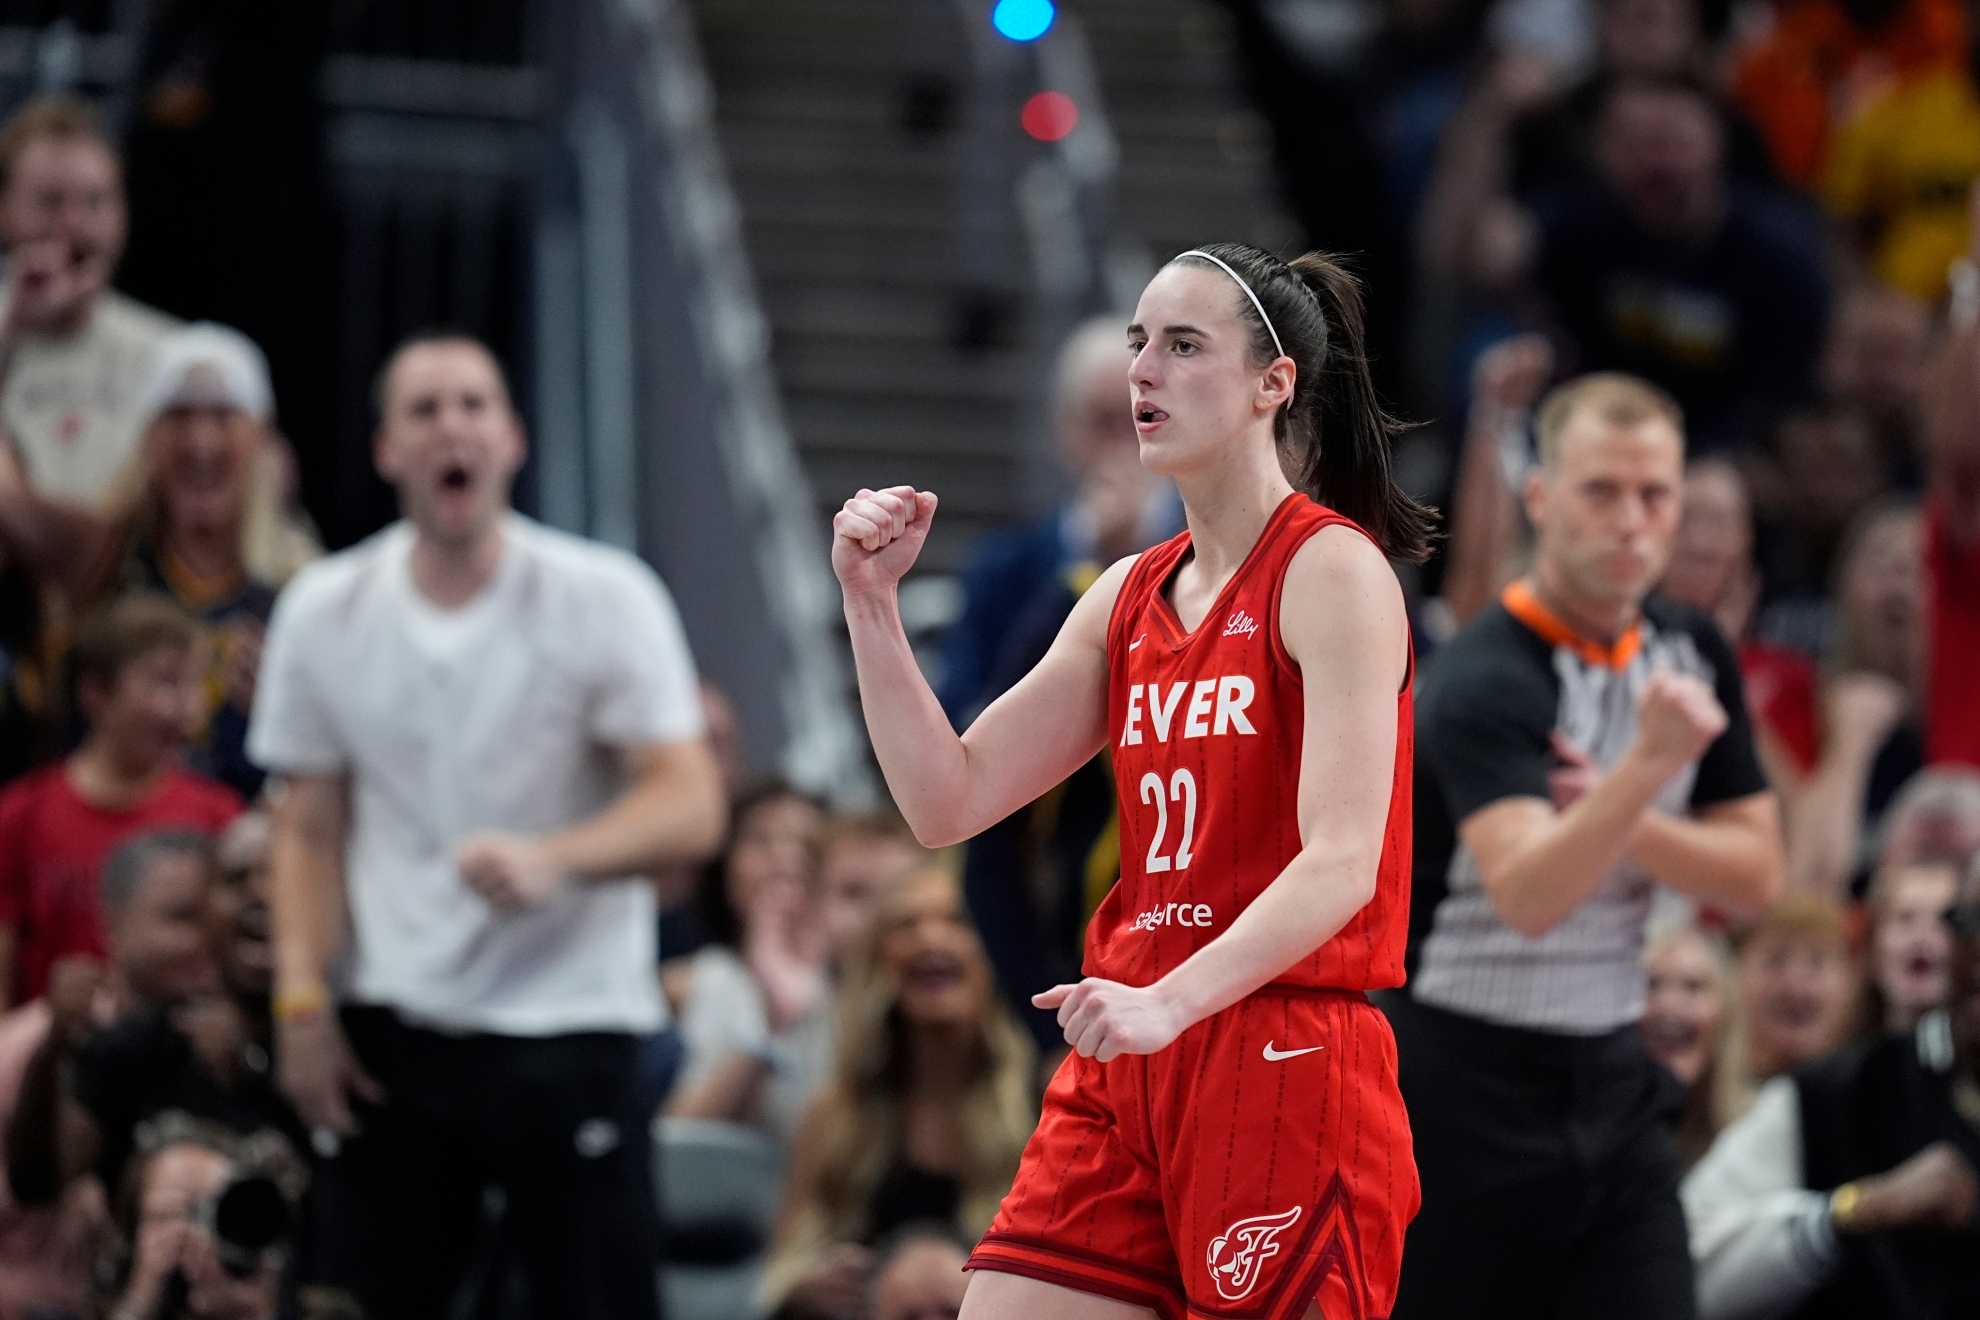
[1206,1205,1302,1301]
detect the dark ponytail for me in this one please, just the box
[1172,244,1438,564]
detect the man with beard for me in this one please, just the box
[1685,859,1980,1317]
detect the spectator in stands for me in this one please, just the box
[0,595,240,1008]
[818,813,928,980]
[1865,861,1959,1034]
[6,829,223,1209]
[0,983,99,1318]
[1658,460,1806,766]
[761,867,1033,1320]
[1738,893,1860,1082]
[104,1120,305,1320]
[1421,0,1773,290]
[654,680,749,961]
[1920,201,1980,768]
[0,827,224,1317]
[1642,924,1747,1169]
[940,316,1173,728]
[0,96,178,591]
[1750,405,1891,610]
[666,780,832,1140]
[1823,61,1980,301]
[866,1225,968,1320]
[1655,462,1919,897]
[1737,499,1920,897]
[1879,766,1980,867]
[1820,281,1931,478]
[1683,857,1980,1319]
[53,816,298,1207]
[250,331,724,1320]
[85,323,319,800]
[1530,79,1831,451]
[1732,0,1967,191]
[1436,332,1551,629]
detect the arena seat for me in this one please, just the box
[654,1116,786,1320]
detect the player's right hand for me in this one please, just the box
[831,486,937,597]
[1631,670,1726,775]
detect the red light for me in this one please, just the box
[1021,91,1078,142]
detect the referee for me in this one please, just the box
[1388,373,1783,1320]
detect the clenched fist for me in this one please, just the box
[1631,670,1727,775]
[456,832,568,911]
[832,486,938,598]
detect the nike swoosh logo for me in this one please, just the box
[1129,634,1146,651]
[1262,1041,1324,1062]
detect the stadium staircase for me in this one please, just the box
[686,0,1294,584]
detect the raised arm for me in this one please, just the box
[1462,670,1762,937]
[0,434,115,596]
[1042,527,1409,1059]
[1441,335,1551,626]
[833,486,1121,847]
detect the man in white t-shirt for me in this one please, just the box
[247,331,725,1320]
[0,96,179,586]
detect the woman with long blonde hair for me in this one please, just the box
[763,866,1034,1320]
[84,323,319,797]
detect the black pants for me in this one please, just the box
[1379,990,1696,1320]
[312,1007,660,1320]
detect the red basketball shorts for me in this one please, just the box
[968,988,1418,1320]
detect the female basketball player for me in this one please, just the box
[831,244,1432,1320]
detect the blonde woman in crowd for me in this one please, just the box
[84,323,319,798]
[761,866,1033,1320]
[1641,925,1750,1169]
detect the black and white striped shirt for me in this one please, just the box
[1408,596,1767,1034]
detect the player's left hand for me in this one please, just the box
[1034,978,1184,1062]
[457,833,569,912]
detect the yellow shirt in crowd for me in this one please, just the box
[1824,68,1980,300]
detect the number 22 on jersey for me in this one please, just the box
[1140,768,1197,872]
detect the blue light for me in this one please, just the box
[992,0,1055,42]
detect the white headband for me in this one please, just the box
[1178,249,1284,361]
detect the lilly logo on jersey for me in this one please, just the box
[1207,1205,1302,1301]
[1120,676,1256,746]
[1223,609,1259,639]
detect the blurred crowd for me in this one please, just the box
[0,87,1009,1320]
[0,0,1976,1309]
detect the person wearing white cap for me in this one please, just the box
[81,321,319,798]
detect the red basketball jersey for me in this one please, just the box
[1089,492,1413,992]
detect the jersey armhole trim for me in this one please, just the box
[1269,513,1410,694]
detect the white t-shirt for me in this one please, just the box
[1,289,179,506]
[675,946,835,1144]
[246,514,705,1036]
